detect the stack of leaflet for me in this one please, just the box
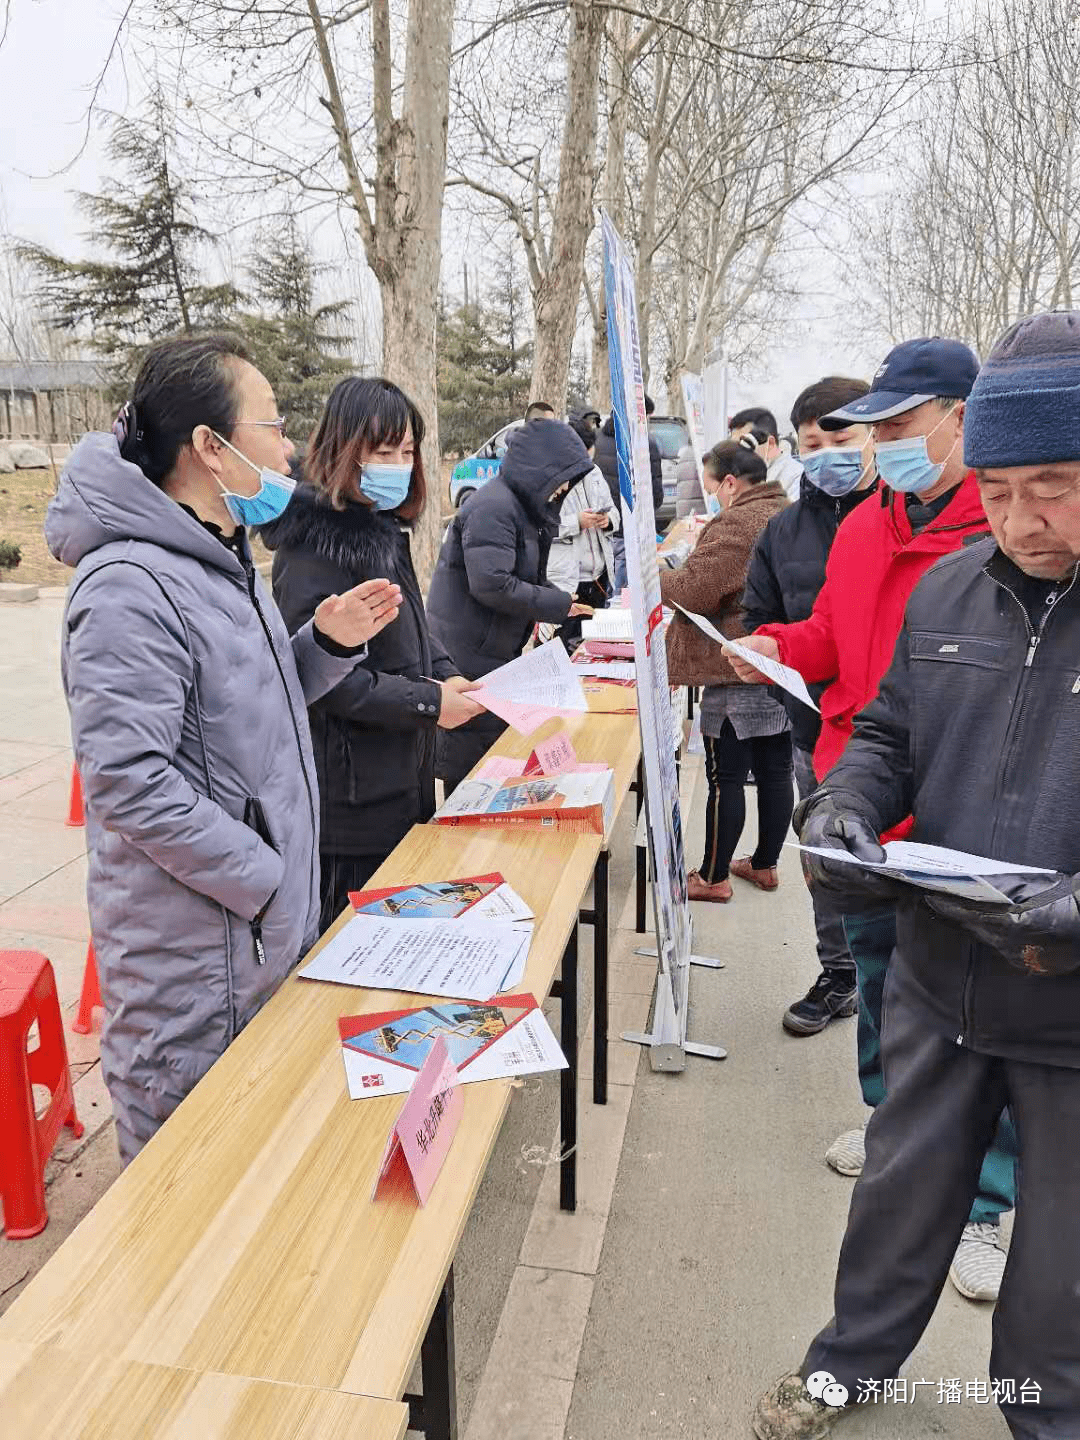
[435,731,615,835]
[570,654,637,686]
[299,872,534,999]
[434,771,614,836]
[580,608,635,659]
[311,873,570,1102]
[337,993,567,1100]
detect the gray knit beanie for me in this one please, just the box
[964,311,1080,468]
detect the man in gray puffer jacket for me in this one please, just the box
[45,334,400,1163]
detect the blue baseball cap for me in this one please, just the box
[820,337,980,429]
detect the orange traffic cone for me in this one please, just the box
[71,941,101,1036]
[66,765,84,828]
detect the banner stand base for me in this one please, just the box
[633,946,725,970]
[621,1033,727,1065]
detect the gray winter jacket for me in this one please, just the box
[46,433,361,1162]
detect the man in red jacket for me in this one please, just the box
[733,338,1017,1303]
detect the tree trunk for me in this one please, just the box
[383,0,454,586]
[530,0,603,411]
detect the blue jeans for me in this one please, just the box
[610,537,627,594]
[843,906,1017,1225]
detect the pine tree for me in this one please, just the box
[19,99,239,393]
[240,220,354,443]
[437,279,532,456]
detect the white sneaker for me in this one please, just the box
[949,1222,1007,1302]
[825,1124,866,1177]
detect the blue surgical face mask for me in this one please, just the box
[705,489,723,517]
[212,433,296,525]
[874,406,959,494]
[360,462,413,512]
[801,446,868,497]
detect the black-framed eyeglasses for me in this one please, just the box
[234,417,288,438]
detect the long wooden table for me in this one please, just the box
[0,824,601,1440]
[0,677,647,1440]
[0,1340,409,1439]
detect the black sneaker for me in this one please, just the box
[783,972,858,1036]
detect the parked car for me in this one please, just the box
[448,420,524,508]
[649,414,689,529]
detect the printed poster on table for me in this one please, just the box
[339,994,567,1098]
[349,873,534,924]
[602,210,694,1063]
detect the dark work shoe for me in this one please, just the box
[783,972,858,1036]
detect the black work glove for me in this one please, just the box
[794,791,900,906]
[925,872,1080,976]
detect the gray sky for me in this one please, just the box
[0,1,128,248]
[0,2,885,426]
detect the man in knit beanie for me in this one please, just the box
[754,310,1080,1440]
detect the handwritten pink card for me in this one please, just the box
[525,731,578,775]
[371,1036,463,1206]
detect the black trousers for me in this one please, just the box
[319,852,387,934]
[700,720,793,882]
[803,961,1078,1439]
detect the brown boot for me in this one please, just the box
[687,869,733,903]
[730,856,779,891]
[752,1373,848,1439]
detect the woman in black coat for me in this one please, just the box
[427,418,595,790]
[262,377,482,928]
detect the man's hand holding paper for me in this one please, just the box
[793,791,898,905]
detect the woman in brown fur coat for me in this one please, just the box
[661,438,792,902]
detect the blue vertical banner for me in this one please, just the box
[602,211,694,1065]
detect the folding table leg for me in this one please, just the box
[407,1268,458,1439]
[560,925,578,1213]
[635,842,648,935]
[592,849,609,1106]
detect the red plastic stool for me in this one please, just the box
[71,941,102,1036]
[0,951,84,1239]
[66,764,85,828]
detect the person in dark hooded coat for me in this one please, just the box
[262,377,483,927]
[427,417,595,789]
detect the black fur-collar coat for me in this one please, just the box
[261,484,457,857]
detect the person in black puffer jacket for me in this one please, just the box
[262,377,483,928]
[741,375,876,1037]
[427,417,594,790]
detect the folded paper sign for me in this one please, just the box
[371,1037,463,1206]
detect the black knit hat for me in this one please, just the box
[965,311,1080,468]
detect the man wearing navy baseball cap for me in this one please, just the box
[820,335,978,426]
[753,316,1080,1439]
[735,337,1018,1303]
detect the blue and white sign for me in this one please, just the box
[602,212,698,1067]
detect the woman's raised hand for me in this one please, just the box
[314,579,402,648]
